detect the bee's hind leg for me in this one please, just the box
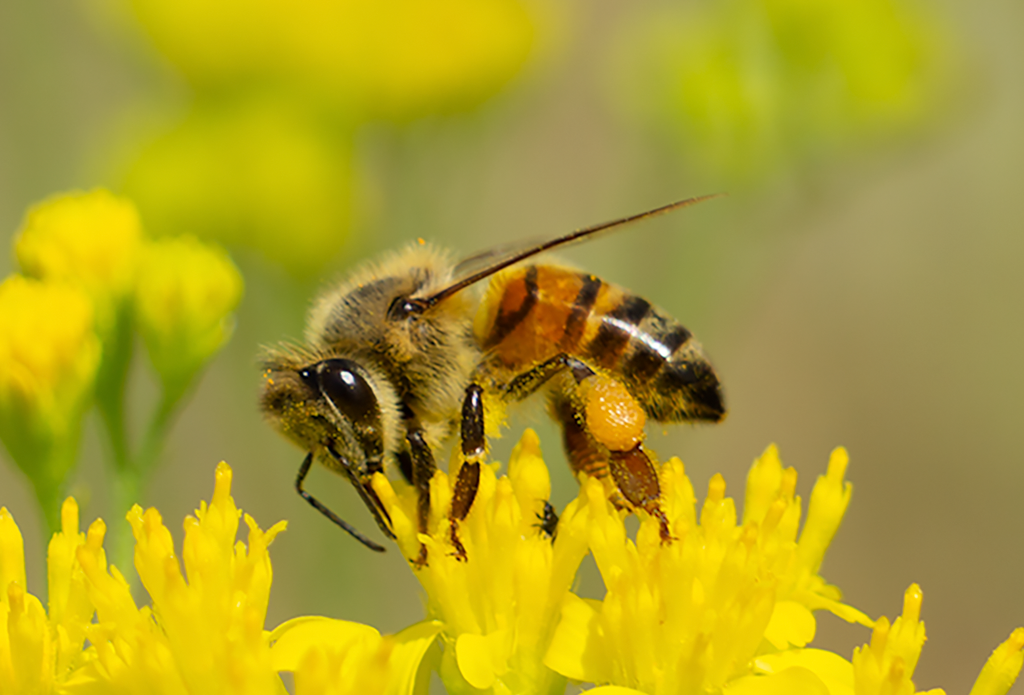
[449,383,486,561]
[551,387,673,543]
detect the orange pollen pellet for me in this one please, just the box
[583,375,646,452]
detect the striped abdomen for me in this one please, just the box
[474,264,724,422]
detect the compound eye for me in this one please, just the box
[317,359,378,424]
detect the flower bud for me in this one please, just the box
[0,276,101,497]
[134,236,243,394]
[14,190,143,337]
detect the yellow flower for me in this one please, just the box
[373,429,591,694]
[1,461,444,694]
[65,461,285,694]
[609,0,949,181]
[849,584,1024,695]
[125,101,355,276]
[741,584,1024,695]
[14,190,142,336]
[851,584,930,695]
[0,276,101,518]
[134,235,243,393]
[0,498,98,693]
[531,443,1024,695]
[544,445,871,694]
[123,0,537,119]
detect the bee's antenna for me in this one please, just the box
[420,193,725,310]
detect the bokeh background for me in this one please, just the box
[1,0,1022,691]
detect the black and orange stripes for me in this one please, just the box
[483,266,539,349]
[476,264,724,424]
[559,273,602,350]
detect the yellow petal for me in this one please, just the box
[508,428,552,535]
[46,498,83,622]
[969,628,1024,695]
[724,667,831,695]
[743,444,784,525]
[797,447,852,575]
[764,600,817,649]
[271,617,382,672]
[754,649,854,695]
[544,593,609,683]
[0,508,26,598]
[5,582,52,693]
[456,629,512,689]
[385,621,444,695]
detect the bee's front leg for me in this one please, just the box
[449,383,485,561]
[404,428,436,568]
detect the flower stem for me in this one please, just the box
[29,475,61,539]
[110,463,140,574]
[135,383,185,478]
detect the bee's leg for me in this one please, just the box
[552,388,673,543]
[405,428,436,568]
[295,452,388,552]
[395,449,414,485]
[504,353,594,401]
[607,444,672,542]
[504,353,671,540]
[325,443,396,541]
[449,384,485,561]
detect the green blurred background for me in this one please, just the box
[1,0,1022,690]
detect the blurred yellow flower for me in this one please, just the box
[103,0,545,275]
[12,190,142,476]
[0,276,101,519]
[0,499,97,693]
[14,190,142,336]
[610,0,949,182]
[124,0,537,119]
[134,235,243,393]
[373,429,589,694]
[543,446,871,693]
[125,101,355,276]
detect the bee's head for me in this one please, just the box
[260,352,392,473]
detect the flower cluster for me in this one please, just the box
[373,432,1023,695]
[0,463,439,694]
[95,0,545,274]
[1,433,1022,694]
[0,190,242,542]
[609,0,952,182]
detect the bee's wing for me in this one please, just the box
[421,194,723,309]
[451,238,551,283]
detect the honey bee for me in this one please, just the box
[260,196,725,563]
